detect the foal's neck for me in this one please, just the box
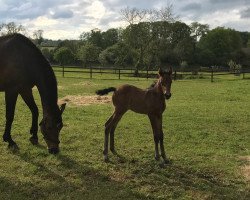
[154,78,164,94]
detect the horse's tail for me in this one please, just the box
[96,87,116,96]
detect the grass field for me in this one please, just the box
[0,74,249,199]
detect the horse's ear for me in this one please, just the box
[158,68,164,76]
[60,103,66,115]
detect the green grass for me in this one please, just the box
[0,75,249,199]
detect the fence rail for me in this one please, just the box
[52,65,250,82]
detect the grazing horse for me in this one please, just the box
[0,33,66,154]
[96,68,173,163]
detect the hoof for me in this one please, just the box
[155,155,160,161]
[104,155,109,162]
[8,143,19,151]
[111,149,118,155]
[163,159,171,165]
[48,148,59,154]
[29,137,38,145]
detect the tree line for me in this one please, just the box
[1,6,250,73]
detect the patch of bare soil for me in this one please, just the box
[58,95,111,106]
[239,156,250,181]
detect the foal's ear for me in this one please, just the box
[158,68,164,76]
[60,103,66,115]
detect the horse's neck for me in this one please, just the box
[36,66,59,116]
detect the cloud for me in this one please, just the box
[181,3,202,12]
[241,7,250,18]
[0,0,249,40]
[50,9,74,19]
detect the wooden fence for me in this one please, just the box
[52,65,250,82]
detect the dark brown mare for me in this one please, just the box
[96,68,173,163]
[0,33,66,154]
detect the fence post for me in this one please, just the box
[146,67,149,80]
[62,65,65,77]
[242,70,245,79]
[211,69,214,82]
[118,69,121,79]
[174,71,177,80]
[90,67,92,79]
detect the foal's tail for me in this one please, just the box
[96,87,116,96]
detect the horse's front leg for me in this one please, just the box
[158,115,170,164]
[3,90,19,149]
[148,114,160,161]
[20,89,39,145]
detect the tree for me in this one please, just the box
[99,42,135,67]
[122,22,152,73]
[0,22,25,35]
[102,28,119,49]
[54,47,75,65]
[33,30,44,45]
[197,27,242,66]
[190,22,209,42]
[77,42,101,67]
[41,48,55,63]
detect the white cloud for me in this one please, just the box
[0,0,249,39]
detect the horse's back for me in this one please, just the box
[112,84,166,114]
[0,34,49,91]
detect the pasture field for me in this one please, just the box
[0,74,249,199]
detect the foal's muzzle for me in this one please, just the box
[165,93,172,100]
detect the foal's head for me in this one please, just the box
[158,67,173,100]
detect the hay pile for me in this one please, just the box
[58,95,111,106]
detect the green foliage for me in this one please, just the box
[41,48,54,63]
[99,42,134,67]
[54,47,75,65]
[80,28,120,50]
[78,42,101,67]
[197,27,242,66]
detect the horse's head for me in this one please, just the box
[39,103,66,154]
[158,67,173,100]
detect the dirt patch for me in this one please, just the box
[58,95,112,106]
[73,81,97,87]
[239,156,250,181]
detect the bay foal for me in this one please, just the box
[96,68,173,163]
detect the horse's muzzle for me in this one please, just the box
[165,93,172,100]
[48,148,59,154]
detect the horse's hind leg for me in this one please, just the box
[103,110,125,161]
[3,90,18,149]
[103,114,114,161]
[20,89,39,145]
[110,111,125,154]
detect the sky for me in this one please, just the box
[0,0,250,40]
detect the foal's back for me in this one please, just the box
[112,84,166,114]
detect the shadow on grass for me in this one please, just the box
[1,148,248,200]
[1,151,151,200]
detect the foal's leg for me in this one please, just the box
[103,114,113,161]
[3,90,18,148]
[103,110,125,161]
[20,89,39,145]
[148,114,160,161]
[110,111,125,154]
[157,115,169,164]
